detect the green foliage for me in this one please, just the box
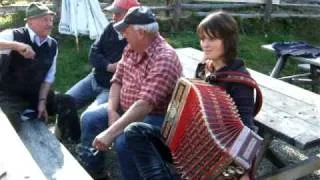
[54,35,94,92]
[0,11,25,31]
[0,0,15,6]
[166,30,199,49]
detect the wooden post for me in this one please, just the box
[166,0,171,17]
[264,0,272,22]
[54,0,61,20]
[172,0,182,31]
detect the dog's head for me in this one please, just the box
[55,93,81,143]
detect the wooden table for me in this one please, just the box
[0,109,93,180]
[18,119,93,180]
[0,108,46,180]
[261,44,320,92]
[176,47,320,180]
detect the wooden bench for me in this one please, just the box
[176,47,320,179]
[261,44,320,92]
[0,108,46,179]
[0,108,92,179]
[18,119,93,180]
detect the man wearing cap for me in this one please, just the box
[65,0,140,178]
[0,3,59,129]
[92,6,182,180]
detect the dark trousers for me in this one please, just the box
[0,89,56,131]
[0,89,80,143]
[124,122,176,180]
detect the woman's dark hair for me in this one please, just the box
[197,11,239,64]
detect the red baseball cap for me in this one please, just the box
[105,0,140,13]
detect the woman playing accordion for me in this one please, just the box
[124,11,263,180]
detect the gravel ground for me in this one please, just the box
[63,141,121,179]
[62,137,320,180]
[256,139,320,180]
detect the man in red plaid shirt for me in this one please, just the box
[92,6,182,180]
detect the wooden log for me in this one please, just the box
[264,0,272,22]
[166,0,171,16]
[172,0,182,30]
[196,12,320,18]
[196,11,264,17]
[53,0,61,19]
[149,5,173,11]
[278,3,320,8]
[181,3,261,9]
[192,0,280,5]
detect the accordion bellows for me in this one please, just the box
[162,78,263,179]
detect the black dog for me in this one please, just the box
[54,93,81,143]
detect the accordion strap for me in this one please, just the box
[207,71,263,116]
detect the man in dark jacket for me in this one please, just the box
[65,0,140,178]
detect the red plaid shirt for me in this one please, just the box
[111,34,182,115]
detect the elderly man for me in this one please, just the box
[0,3,80,143]
[65,0,141,178]
[92,6,182,180]
[0,3,58,128]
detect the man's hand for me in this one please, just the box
[92,130,114,151]
[108,108,120,126]
[16,42,35,59]
[37,100,48,122]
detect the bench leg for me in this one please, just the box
[310,65,320,93]
[270,56,287,78]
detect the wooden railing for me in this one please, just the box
[1,0,320,28]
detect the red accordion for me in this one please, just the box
[162,77,263,179]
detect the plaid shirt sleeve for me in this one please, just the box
[110,58,124,85]
[139,53,181,107]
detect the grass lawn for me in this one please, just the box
[1,12,320,93]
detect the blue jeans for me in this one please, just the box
[66,72,109,174]
[120,116,168,180]
[66,72,109,109]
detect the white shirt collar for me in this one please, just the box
[25,24,52,46]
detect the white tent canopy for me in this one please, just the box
[59,0,109,40]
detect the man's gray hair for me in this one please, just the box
[132,22,159,33]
